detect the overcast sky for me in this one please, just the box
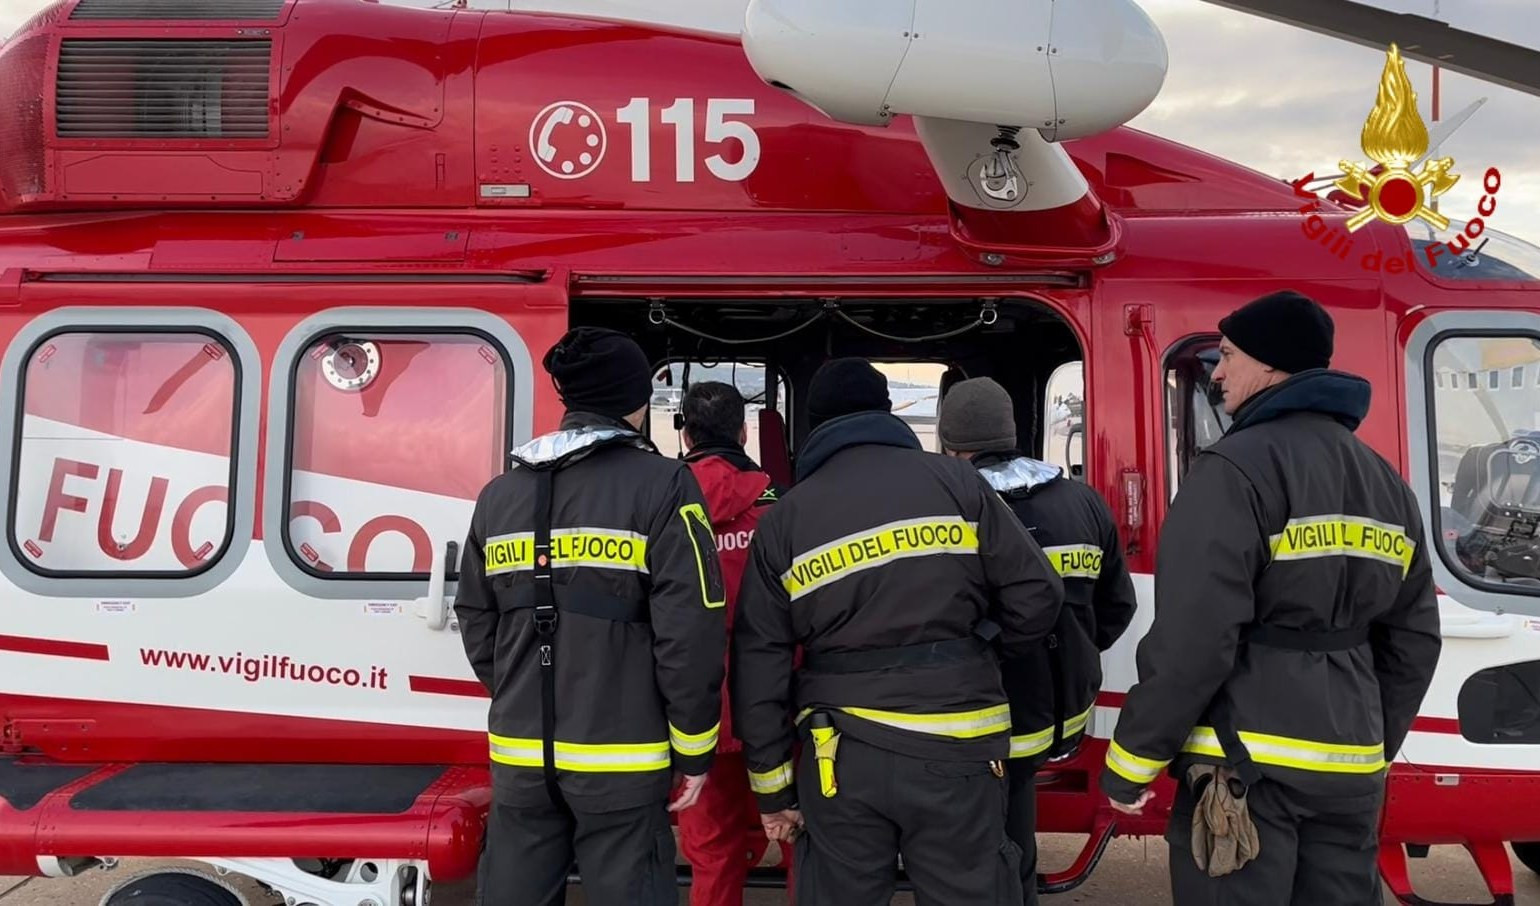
[1128,0,1540,246]
[3,0,1537,245]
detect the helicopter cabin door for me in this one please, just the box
[0,275,562,764]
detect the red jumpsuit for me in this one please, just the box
[679,450,794,905]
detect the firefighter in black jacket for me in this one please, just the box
[454,326,727,906]
[1101,292,1442,903]
[731,358,1065,904]
[937,376,1137,906]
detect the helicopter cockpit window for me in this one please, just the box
[1406,221,1540,283]
[1165,338,1233,500]
[1429,335,1540,593]
[649,361,789,461]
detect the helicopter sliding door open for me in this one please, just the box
[573,288,1102,893]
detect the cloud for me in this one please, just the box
[0,0,42,32]
[1129,0,1540,243]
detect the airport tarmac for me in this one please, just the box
[4,834,1535,904]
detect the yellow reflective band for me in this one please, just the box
[1105,740,1170,785]
[749,762,794,795]
[483,528,649,576]
[1269,514,1414,577]
[482,533,531,576]
[835,703,1010,740]
[487,734,670,773]
[1043,544,1103,579]
[1008,705,1095,759]
[679,503,726,610]
[669,721,719,758]
[1182,727,1387,775]
[781,516,980,601]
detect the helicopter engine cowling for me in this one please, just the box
[740,0,1168,142]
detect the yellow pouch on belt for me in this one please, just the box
[810,721,840,798]
[1187,764,1261,878]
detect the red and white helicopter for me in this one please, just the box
[1,0,1538,903]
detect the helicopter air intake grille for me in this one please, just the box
[68,0,284,19]
[55,39,272,139]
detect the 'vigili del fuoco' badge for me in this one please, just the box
[1333,43,1459,233]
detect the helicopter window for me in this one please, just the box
[1164,337,1233,500]
[9,330,238,575]
[1043,361,1084,481]
[1457,659,1540,745]
[1405,221,1540,283]
[648,360,789,462]
[1428,334,1540,596]
[284,332,509,579]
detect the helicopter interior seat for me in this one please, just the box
[1449,439,1540,582]
[1452,439,1540,519]
[757,406,792,490]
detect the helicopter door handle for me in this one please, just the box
[415,540,458,631]
[1437,606,1519,640]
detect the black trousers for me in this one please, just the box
[477,787,677,906]
[1004,763,1040,906]
[792,734,1023,906]
[1166,777,1384,906]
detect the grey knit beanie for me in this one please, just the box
[937,377,1016,453]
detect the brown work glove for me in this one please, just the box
[1187,764,1261,877]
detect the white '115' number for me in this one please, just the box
[615,97,761,183]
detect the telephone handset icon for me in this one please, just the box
[528,100,606,180]
[536,105,573,164]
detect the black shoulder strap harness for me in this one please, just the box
[1211,625,1370,789]
[524,469,654,806]
[530,469,562,806]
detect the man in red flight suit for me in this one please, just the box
[676,380,794,905]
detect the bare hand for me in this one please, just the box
[761,808,804,842]
[668,772,708,813]
[1109,790,1155,815]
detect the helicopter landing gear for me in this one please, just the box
[100,867,246,906]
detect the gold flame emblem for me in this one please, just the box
[1334,44,1459,232]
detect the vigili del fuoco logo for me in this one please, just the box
[1291,44,1503,273]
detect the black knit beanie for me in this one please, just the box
[937,377,1016,453]
[542,326,654,419]
[807,358,891,429]
[1218,290,1334,373]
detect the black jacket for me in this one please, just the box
[730,412,1065,812]
[1101,371,1441,805]
[971,452,1137,768]
[454,412,727,811]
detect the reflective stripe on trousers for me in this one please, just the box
[1008,705,1094,759]
[488,733,671,772]
[798,703,1012,740]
